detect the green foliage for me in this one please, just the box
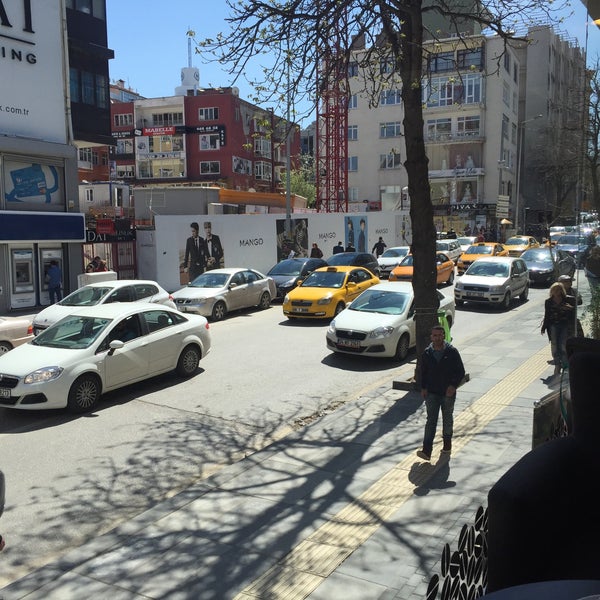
[281,155,316,207]
[582,288,600,339]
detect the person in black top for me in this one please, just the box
[332,241,344,254]
[417,325,465,461]
[372,237,387,258]
[541,282,574,376]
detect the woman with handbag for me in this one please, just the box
[541,282,574,376]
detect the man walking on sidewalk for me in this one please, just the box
[417,325,465,461]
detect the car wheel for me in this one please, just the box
[520,285,529,302]
[447,270,455,286]
[259,291,271,310]
[211,301,227,321]
[455,299,464,307]
[334,302,345,316]
[176,344,201,377]
[500,292,511,310]
[395,334,410,361]
[0,342,13,355]
[67,374,101,413]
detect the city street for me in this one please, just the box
[0,284,551,587]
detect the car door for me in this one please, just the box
[98,314,149,389]
[226,271,249,311]
[436,253,452,283]
[348,268,373,301]
[134,283,162,304]
[140,309,182,373]
[510,260,527,294]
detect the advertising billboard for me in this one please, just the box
[0,0,67,143]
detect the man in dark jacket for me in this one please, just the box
[417,325,465,461]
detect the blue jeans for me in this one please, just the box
[549,322,568,367]
[423,392,455,453]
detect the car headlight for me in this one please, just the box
[369,326,395,339]
[317,294,333,305]
[283,294,290,303]
[454,282,463,291]
[24,366,63,384]
[328,321,336,334]
[488,285,505,293]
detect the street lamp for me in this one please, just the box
[515,114,543,232]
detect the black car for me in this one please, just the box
[325,252,381,276]
[554,235,591,267]
[521,247,576,286]
[267,257,328,299]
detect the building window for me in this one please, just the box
[79,147,93,163]
[114,113,133,127]
[424,74,482,107]
[380,89,402,105]
[380,58,397,74]
[96,74,108,108]
[503,52,511,73]
[199,134,221,150]
[429,51,454,73]
[511,122,517,145]
[81,71,95,104]
[348,95,357,109]
[254,137,272,158]
[116,139,134,154]
[66,0,105,18]
[348,125,358,141]
[70,68,107,108]
[348,62,359,77]
[380,152,402,169]
[457,47,483,69]
[502,114,509,139]
[198,107,219,120]
[200,161,220,174]
[116,165,135,178]
[380,121,402,138]
[69,68,80,102]
[152,112,183,126]
[502,82,511,107]
[348,156,358,171]
[255,161,272,180]
[427,118,452,140]
[85,188,93,203]
[348,187,358,202]
[457,116,480,137]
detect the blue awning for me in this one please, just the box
[0,211,86,242]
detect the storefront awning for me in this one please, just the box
[0,211,86,243]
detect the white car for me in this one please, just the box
[326,282,455,361]
[436,239,462,263]
[32,280,176,334]
[376,246,411,278]
[0,303,211,412]
[172,268,276,321]
[0,315,34,355]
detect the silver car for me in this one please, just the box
[172,268,276,321]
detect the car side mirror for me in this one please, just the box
[108,340,124,355]
[228,282,238,289]
[347,281,357,288]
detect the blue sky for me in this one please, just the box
[106,0,600,126]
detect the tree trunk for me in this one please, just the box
[399,2,439,385]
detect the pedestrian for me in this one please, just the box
[332,241,344,254]
[183,222,206,282]
[46,260,62,304]
[558,274,582,338]
[417,325,466,461]
[584,245,600,293]
[310,243,323,258]
[541,282,573,376]
[372,236,387,258]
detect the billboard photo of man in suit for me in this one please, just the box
[204,221,224,270]
[182,222,207,282]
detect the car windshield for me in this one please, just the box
[399,255,414,267]
[350,290,410,315]
[556,235,585,245]
[326,254,357,266]
[505,237,526,245]
[436,242,449,251]
[59,286,113,306]
[268,260,303,276]
[31,316,112,349]
[466,262,509,277]
[457,237,474,246]
[381,248,408,258]
[189,273,230,288]
[521,249,553,262]
[301,271,346,288]
[465,245,493,255]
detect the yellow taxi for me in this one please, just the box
[389,252,455,286]
[503,235,540,257]
[282,265,380,319]
[457,242,508,275]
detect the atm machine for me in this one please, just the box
[9,247,36,309]
[39,248,64,306]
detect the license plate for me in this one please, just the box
[0,388,10,399]
[294,308,309,313]
[338,339,360,349]
[467,291,485,298]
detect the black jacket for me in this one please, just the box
[421,342,465,396]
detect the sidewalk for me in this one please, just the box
[0,298,570,599]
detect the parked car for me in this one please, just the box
[456,236,477,252]
[0,316,34,355]
[172,268,276,321]
[389,252,455,286]
[324,252,381,276]
[283,265,379,319]
[267,257,328,299]
[326,282,455,361]
[457,242,508,275]
[436,239,462,263]
[503,235,540,257]
[520,247,558,286]
[32,280,176,334]
[454,256,529,310]
[376,246,411,279]
[554,234,590,267]
[0,303,211,412]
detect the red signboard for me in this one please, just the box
[143,126,175,136]
[96,219,115,235]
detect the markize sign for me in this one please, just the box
[0,0,66,144]
[143,126,176,136]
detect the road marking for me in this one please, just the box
[234,345,551,599]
